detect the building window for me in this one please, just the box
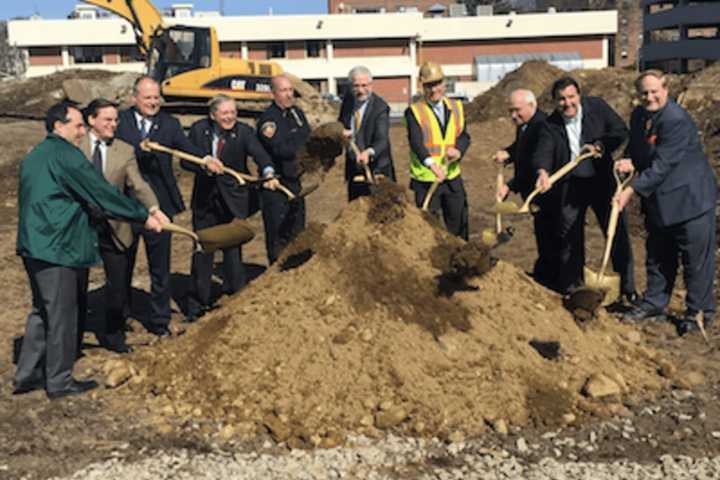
[267,42,286,59]
[306,40,321,58]
[71,46,103,64]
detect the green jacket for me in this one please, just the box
[16,134,149,268]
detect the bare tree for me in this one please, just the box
[0,21,26,78]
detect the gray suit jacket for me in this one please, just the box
[80,135,158,249]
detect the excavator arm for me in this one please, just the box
[82,0,164,54]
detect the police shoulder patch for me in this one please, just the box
[261,121,277,138]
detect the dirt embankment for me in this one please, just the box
[102,191,671,447]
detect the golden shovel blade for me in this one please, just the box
[490,201,538,215]
[196,220,255,254]
[583,266,620,307]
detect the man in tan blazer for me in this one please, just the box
[80,98,168,353]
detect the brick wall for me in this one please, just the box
[28,47,62,66]
[422,37,604,65]
[334,39,408,57]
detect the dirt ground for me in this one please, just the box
[1,70,720,479]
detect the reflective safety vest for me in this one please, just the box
[409,97,465,182]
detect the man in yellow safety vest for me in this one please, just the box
[405,61,471,239]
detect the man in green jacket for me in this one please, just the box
[14,102,165,400]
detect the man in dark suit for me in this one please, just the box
[115,76,221,336]
[80,98,168,353]
[406,62,471,239]
[495,88,559,289]
[14,102,161,399]
[338,65,396,201]
[257,74,311,264]
[534,76,636,300]
[617,70,717,334]
[184,94,272,320]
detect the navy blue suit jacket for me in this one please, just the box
[185,118,271,223]
[116,108,202,216]
[625,100,717,227]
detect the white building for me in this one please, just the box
[8,4,617,107]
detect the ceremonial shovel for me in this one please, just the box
[140,139,318,201]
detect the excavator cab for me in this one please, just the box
[82,0,281,112]
[147,26,212,84]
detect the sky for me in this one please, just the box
[2,0,327,20]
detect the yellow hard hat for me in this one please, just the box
[419,62,444,85]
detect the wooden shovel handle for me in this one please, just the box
[350,140,375,185]
[495,163,503,234]
[161,222,200,243]
[598,169,636,280]
[519,150,597,213]
[141,139,247,185]
[422,181,440,212]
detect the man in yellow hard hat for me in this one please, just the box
[405,61,471,239]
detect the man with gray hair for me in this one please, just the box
[184,95,273,321]
[494,88,560,289]
[339,65,395,200]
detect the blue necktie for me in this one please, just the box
[92,140,103,174]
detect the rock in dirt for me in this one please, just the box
[103,359,135,388]
[582,373,621,399]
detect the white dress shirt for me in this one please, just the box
[89,131,107,175]
[563,105,583,161]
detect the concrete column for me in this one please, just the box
[602,36,609,68]
[61,46,70,67]
[241,42,248,60]
[409,37,417,96]
[326,39,336,95]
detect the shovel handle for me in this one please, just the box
[422,181,440,212]
[350,140,375,185]
[519,150,597,213]
[495,163,504,234]
[598,169,636,280]
[141,139,247,185]
[161,222,201,251]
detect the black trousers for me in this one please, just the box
[557,176,635,294]
[191,203,246,306]
[15,258,88,392]
[127,221,173,326]
[411,176,469,240]
[529,192,563,291]
[98,232,131,339]
[261,179,306,264]
[643,208,716,317]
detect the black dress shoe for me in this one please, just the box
[47,379,98,400]
[623,304,666,322]
[677,313,714,336]
[145,324,171,337]
[620,291,641,306]
[12,379,45,395]
[96,333,133,354]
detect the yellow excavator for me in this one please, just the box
[82,0,283,112]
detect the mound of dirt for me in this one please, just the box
[466,61,563,123]
[0,69,123,119]
[108,196,670,447]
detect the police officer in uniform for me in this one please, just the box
[405,62,471,239]
[256,74,311,264]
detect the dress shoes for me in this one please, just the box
[183,299,216,323]
[12,379,45,395]
[145,323,171,337]
[96,333,133,354]
[622,304,666,322]
[620,291,641,306]
[677,312,714,336]
[47,379,98,400]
